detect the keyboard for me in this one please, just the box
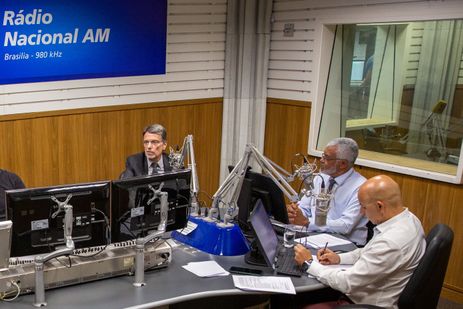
[275,246,304,277]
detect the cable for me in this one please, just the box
[144,238,170,272]
[298,173,324,196]
[298,173,314,195]
[93,208,111,244]
[120,220,138,239]
[199,190,213,202]
[53,255,72,268]
[0,281,21,302]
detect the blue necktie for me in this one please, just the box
[328,177,336,193]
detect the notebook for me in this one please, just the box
[249,200,304,277]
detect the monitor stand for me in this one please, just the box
[244,240,267,266]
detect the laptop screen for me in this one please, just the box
[249,199,279,267]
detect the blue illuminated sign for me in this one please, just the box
[0,0,167,84]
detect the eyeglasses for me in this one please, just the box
[143,140,163,146]
[321,153,342,161]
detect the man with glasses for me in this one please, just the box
[287,137,368,246]
[120,124,172,179]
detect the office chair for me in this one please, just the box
[337,223,454,309]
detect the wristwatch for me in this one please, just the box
[301,259,313,272]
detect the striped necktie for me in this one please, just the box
[150,163,159,175]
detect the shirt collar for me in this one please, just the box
[374,208,409,234]
[333,167,354,183]
[321,167,354,183]
[147,156,164,169]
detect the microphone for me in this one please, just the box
[168,146,183,170]
[294,154,318,197]
[314,193,331,226]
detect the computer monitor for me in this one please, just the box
[236,178,253,232]
[6,181,111,257]
[229,166,289,232]
[247,170,289,224]
[111,170,191,242]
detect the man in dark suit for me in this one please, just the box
[120,124,172,179]
[0,169,25,220]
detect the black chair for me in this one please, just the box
[337,223,454,309]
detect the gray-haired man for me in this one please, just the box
[287,137,368,245]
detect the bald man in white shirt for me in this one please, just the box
[294,175,426,309]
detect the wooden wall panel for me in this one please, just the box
[263,98,311,172]
[264,98,463,304]
[0,98,222,204]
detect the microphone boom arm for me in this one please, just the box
[170,135,200,215]
[209,144,299,225]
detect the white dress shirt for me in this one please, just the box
[308,208,426,308]
[298,168,368,245]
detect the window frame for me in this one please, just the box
[308,1,463,184]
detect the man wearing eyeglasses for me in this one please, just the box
[120,123,172,179]
[287,137,368,246]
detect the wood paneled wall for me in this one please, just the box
[264,98,463,304]
[2,96,462,302]
[0,98,223,206]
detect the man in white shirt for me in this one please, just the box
[294,175,426,308]
[287,137,368,245]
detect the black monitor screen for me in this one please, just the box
[6,181,111,257]
[247,170,289,224]
[111,170,191,242]
[229,166,289,231]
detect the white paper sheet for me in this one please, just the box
[296,233,353,249]
[182,261,230,277]
[232,275,296,295]
[177,221,198,235]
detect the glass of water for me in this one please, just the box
[283,226,296,248]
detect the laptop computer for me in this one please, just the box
[248,200,304,277]
[0,220,12,270]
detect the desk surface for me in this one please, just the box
[2,241,329,309]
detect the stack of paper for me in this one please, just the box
[182,261,230,277]
[232,275,296,295]
[296,233,352,249]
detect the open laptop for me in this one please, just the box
[248,200,304,277]
[0,220,12,270]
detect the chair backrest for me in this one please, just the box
[398,224,454,309]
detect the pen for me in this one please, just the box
[322,242,328,255]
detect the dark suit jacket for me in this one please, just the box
[0,169,26,220]
[120,152,172,179]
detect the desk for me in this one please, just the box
[2,241,331,309]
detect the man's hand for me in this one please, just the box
[316,248,340,265]
[286,203,309,226]
[294,244,312,266]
